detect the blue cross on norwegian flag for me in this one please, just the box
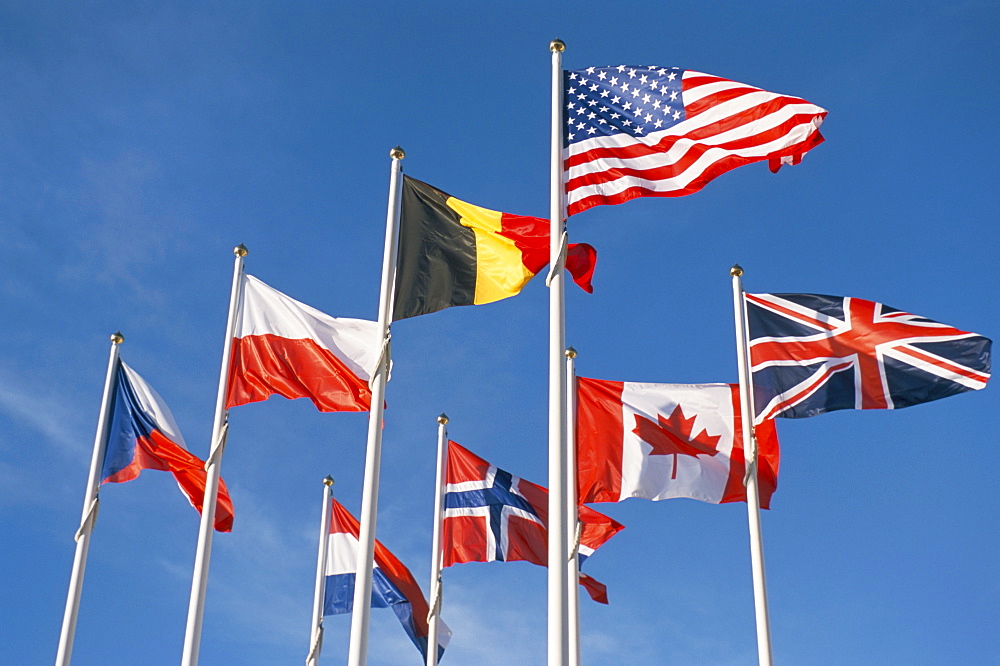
[442,441,623,603]
[444,458,540,563]
[747,293,992,420]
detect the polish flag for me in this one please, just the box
[102,362,235,532]
[226,274,381,412]
[324,499,450,661]
[576,377,780,507]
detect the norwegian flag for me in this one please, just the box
[747,293,992,420]
[563,66,827,216]
[442,441,623,604]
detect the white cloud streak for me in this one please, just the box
[0,382,86,456]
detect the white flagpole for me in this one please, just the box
[425,414,449,666]
[307,476,335,666]
[730,264,773,666]
[564,347,580,666]
[547,37,570,666]
[348,146,405,666]
[181,244,248,666]
[55,331,123,666]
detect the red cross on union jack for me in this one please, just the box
[746,293,991,420]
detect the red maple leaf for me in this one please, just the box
[632,406,721,479]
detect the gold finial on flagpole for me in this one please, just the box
[234,244,248,257]
[110,331,124,345]
[437,413,449,425]
[323,476,334,487]
[550,39,565,52]
[390,146,405,160]
[565,347,577,359]
[730,264,744,277]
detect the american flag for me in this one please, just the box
[746,293,992,421]
[562,65,827,216]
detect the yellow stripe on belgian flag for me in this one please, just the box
[444,196,535,305]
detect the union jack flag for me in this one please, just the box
[746,293,991,420]
[442,441,623,603]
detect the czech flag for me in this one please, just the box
[102,362,235,532]
[324,499,450,661]
[392,176,598,320]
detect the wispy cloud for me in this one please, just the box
[0,381,85,456]
[441,591,544,663]
[70,152,170,299]
[0,459,51,508]
[0,368,95,513]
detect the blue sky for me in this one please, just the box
[2,2,998,664]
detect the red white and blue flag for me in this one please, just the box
[575,377,779,507]
[226,274,381,413]
[442,441,623,604]
[102,361,235,532]
[562,66,827,216]
[323,499,450,661]
[747,293,992,420]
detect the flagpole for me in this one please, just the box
[564,347,580,666]
[55,331,123,666]
[307,476,335,666]
[730,264,773,666]
[348,146,404,666]
[425,414,449,666]
[181,244,248,666]
[547,37,570,666]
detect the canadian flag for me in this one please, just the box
[226,274,381,412]
[576,377,780,507]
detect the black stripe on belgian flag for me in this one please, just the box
[392,177,481,321]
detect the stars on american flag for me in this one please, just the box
[564,65,685,143]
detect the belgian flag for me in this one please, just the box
[393,176,597,320]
